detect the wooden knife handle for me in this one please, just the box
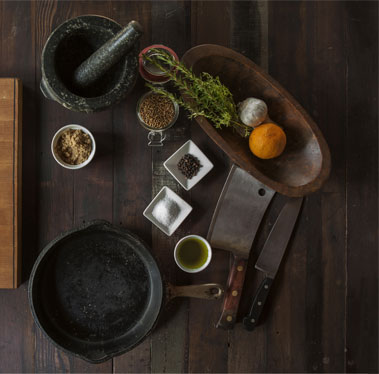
[216,255,248,329]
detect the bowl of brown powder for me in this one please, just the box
[51,124,96,169]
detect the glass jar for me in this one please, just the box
[136,90,179,146]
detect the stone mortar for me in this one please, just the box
[40,15,139,112]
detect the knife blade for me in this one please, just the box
[207,164,275,329]
[243,197,303,331]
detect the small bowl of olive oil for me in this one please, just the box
[174,235,212,273]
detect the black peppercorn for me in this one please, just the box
[177,153,202,179]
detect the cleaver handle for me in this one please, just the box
[216,255,248,329]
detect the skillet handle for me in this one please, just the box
[166,283,224,301]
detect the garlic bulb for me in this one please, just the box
[238,98,268,128]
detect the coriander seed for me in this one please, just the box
[139,93,175,129]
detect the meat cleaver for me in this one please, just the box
[207,164,275,329]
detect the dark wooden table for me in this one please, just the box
[0,1,377,372]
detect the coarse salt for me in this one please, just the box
[152,197,180,228]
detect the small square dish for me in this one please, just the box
[143,186,192,236]
[163,140,214,190]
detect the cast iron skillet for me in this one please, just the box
[28,220,223,363]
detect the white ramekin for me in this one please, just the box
[51,124,96,170]
[174,235,212,273]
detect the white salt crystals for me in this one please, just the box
[151,196,180,228]
[143,186,193,236]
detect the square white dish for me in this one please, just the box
[143,186,192,236]
[163,140,214,190]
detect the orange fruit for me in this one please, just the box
[249,123,286,159]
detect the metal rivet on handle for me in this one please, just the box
[237,266,243,272]
[251,318,255,323]
[227,315,233,322]
[264,284,269,289]
[258,301,262,306]
[232,290,238,296]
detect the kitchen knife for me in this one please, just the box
[242,197,303,331]
[207,164,275,329]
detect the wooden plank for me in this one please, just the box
[223,1,272,372]
[231,0,268,70]
[311,3,347,372]
[266,2,320,372]
[0,78,22,289]
[111,1,154,373]
[188,2,232,373]
[149,2,192,372]
[345,2,378,372]
[267,2,347,372]
[266,3,307,372]
[191,1,232,47]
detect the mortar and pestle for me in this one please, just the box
[41,15,143,112]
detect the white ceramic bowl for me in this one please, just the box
[163,140,214,190]
[51,124,96,170]
[143,186,192,236]
[174,235,212,273]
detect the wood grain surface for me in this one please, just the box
[0,1,377,373]
[0,78,22,289]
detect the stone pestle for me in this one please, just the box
[73,20,143,88]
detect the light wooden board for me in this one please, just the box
[0,78,22,288]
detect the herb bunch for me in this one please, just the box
[142,49,251,137]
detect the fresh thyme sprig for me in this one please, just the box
[142,48,251,137]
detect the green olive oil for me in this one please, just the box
[177,238,208,269]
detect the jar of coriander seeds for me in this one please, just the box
[136,90,179,146]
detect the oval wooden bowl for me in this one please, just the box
[181,44,331,197]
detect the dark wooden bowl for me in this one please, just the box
[181,45,331,197]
